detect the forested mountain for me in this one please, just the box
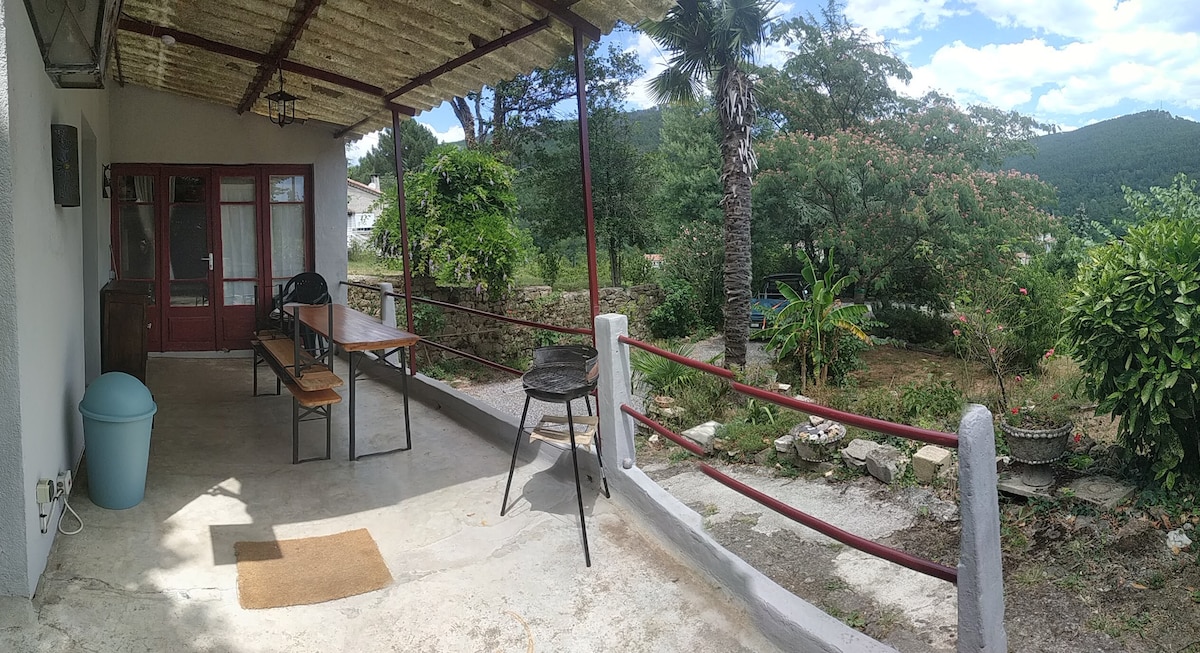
[1006,111,1200,225]
[623,107,663,152]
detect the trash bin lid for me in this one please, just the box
[78,372,158,422]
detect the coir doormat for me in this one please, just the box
[234,528,393,609]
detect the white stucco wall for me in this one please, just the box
[1,7,347,598]
[3,0,112,596]
[0,0,27,598]
[109,85,349,302]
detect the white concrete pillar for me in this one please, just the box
[956,403,1008,653]
[379,282,399,366]
[595,313,636,470]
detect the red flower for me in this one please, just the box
[1044,348,1055,359]
[1019,287,1028,295]
[1015,375,1023,382]
[1052,393,1061,401]
[1073,433,1082,444]
[1011,407,1020,415]
[952,329,962,336]
[958,314,967,323]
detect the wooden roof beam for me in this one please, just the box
[237,0,326,114]
[524,0,600,42]
[118,18,416,119]
[383,17,552,102]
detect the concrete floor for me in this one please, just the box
[0,357,780,653]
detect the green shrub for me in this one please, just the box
[1005,261,1070,369]
[373,146,522,297]
[647,278,701,339]
[873,304,952,348]
[900,378,964,420]
[630,341,699,395]
[1066,213,1200,485]
[661,221,724,328]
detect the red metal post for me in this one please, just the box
[573,27,601,327]
[391,108,418,375]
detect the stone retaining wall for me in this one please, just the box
[346,276,662,368]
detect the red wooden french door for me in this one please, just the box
[110,164,314,351]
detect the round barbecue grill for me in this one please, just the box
[502,344,608,567]
[521,361,595,403]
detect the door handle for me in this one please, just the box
[200,253,214,271]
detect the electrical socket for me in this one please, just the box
[35,479,54,505]
[57,471,72,498]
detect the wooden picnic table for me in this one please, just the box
[287,303,420,460]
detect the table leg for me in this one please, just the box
[349,350,357,461]
[401,347,412,451]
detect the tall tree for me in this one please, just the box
[641,0,777,369]
[521,109,654,286]
[449,39,642,154]
[759,0,910,136]
[347,119,439,187]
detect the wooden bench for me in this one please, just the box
[252,333,344,464]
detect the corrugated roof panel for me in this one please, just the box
[114,0,675,136]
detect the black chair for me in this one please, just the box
[272,272,331,352]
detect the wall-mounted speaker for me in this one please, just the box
[51,124,80,207]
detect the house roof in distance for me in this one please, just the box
[114,0,672,137]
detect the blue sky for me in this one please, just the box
[348,0,1200,162]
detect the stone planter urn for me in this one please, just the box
[791,420,847,462]
[1000,421,1072,488]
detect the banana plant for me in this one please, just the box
[765,248,871,391]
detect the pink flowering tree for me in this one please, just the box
[756,124,1055,300]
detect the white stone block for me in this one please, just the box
[913,445,954,484]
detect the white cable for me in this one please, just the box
[57,499,83,536]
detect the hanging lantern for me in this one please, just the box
[22,0,123,88]
[265,71,297,127]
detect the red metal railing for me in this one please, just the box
[618,334,960,584]
[341,280,592,376]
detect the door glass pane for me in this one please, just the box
[221,205,256,278]
[169,205,209,281]
[118,205,155,279]
[271,204,305,282]
[223,281,256,306]
[170,281,209,307]
[220,176,255,202]
[270,175,305,202]
[117,175,154,202]
[171,176,205,203]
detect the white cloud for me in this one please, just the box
[845,0,960,32]
[627,31,671,109]
[345,130,380,165]
[908,22,1200,123]
[961,0,1177,40]
[420,122,465,143]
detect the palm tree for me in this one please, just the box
[641,0,776,369]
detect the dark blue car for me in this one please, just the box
[749,273,808,329]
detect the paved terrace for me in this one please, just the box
[0,356,779,653]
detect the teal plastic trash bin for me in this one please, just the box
[78,372,158,510]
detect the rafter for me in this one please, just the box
[336,16,553,139]
[384,17,551,102]
[118,18,417,121]
[523,0,600,42]
[237,0,326,114]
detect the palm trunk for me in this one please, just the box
[718,67,756,369]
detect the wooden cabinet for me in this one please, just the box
[101,280,152,383]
